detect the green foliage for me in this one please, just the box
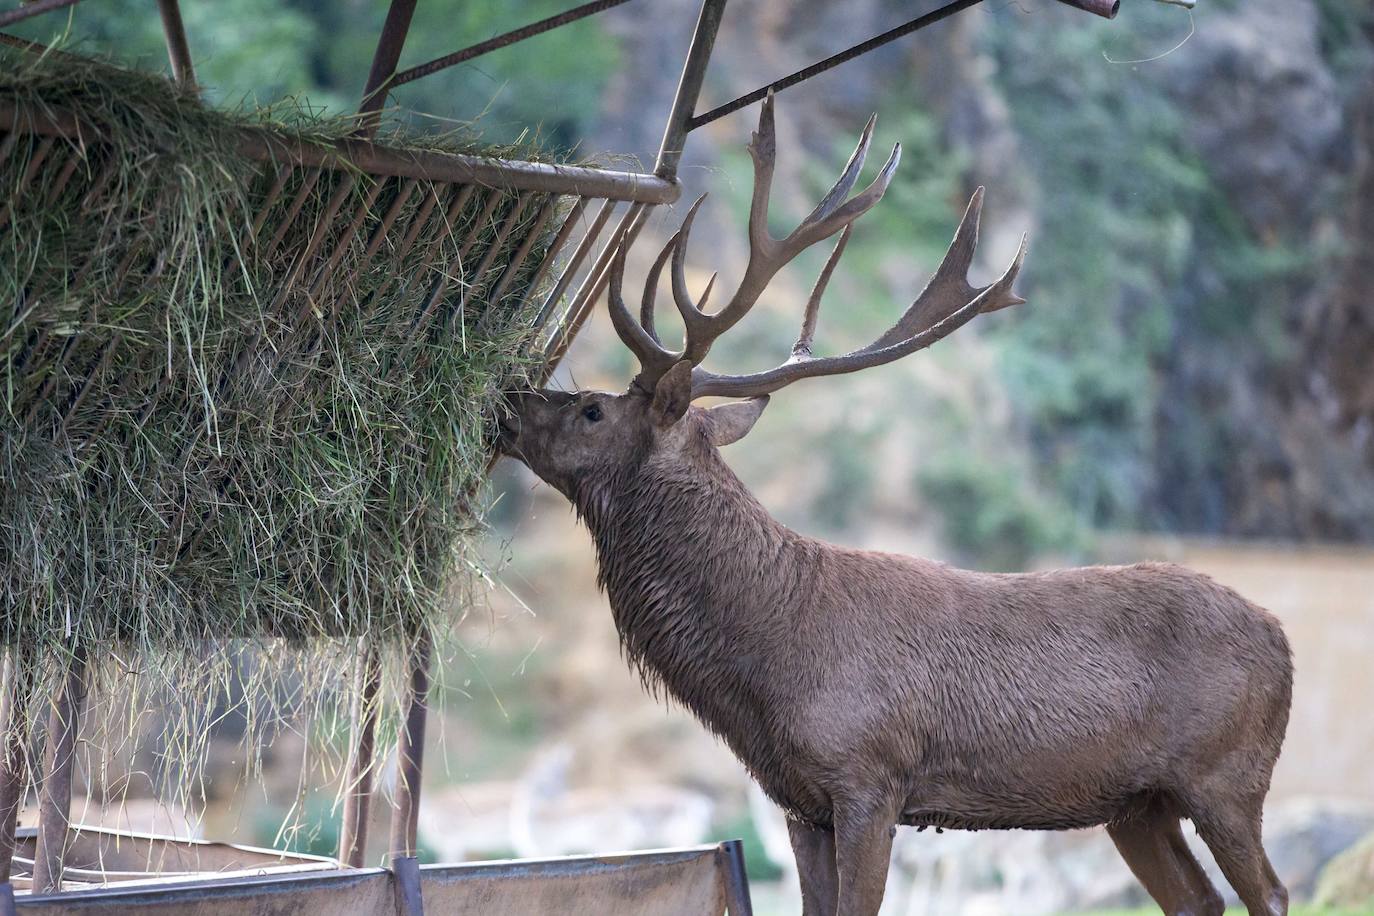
[973,3,1316,542]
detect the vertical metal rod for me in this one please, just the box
[358,0,420,131]
[31,646,88,894]
[155,0,197,89]
[0,649,36,883]
[338,642,382,868]
[388,632,431,859]
[719,839,754,915]
[653,0,728,180]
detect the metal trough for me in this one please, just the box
[5,837,750,916]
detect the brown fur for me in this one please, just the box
[499,380,1293,916]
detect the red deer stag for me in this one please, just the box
[497,95,1293,916]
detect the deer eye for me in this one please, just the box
[582,403,603,423]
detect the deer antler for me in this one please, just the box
[608,91,1027,400]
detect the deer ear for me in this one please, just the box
[705,396,769,447]
[651,360,694,426]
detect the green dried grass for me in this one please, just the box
[0,46,561,820]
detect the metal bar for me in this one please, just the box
[0,649,36,883]
[654,0,728,179]
[687,0,988,131]
[32,645,88,894]
[0,135,55,232]
[543,201,649,373]
[457,190,536,308]
[0,0,82,29]
[358,0,419,127]
[517,195,586,317]
[359,179,418,262]
[305,176,387,300]
[41,147,80,206]
[392,0,633,88]
[391,854,424,916]
[533,197,616,330]
[338,644,381,869]
[79,154,118,210]
[261,167,322,260]
[1053,0,1120,17]
[393,187,445,265]
[406,189,505,335]
[0,100,680,205]
[270,173,358,319]
[388,633,431,859]
[485,194,559,307]
[718,839,754,916]
[154,0,197,89]
[249,166,295,239]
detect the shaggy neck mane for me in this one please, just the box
[571,433,809,743]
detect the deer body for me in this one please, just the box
[573,415,1289,835]
[500,96,1292,916]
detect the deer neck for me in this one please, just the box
[573,444,802,728]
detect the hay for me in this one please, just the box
[0,46,561,810]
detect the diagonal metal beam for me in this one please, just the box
[155,0,197,89]
[358,0,420,129]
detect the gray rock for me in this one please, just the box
[1161,0,1346,234]
[1314,828,1374,910]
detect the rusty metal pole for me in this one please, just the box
[154,0,197,89]
[358,0,420,132]
[1051,0,1120,18]
[0,649,36,883]
[653,0,727,180]
[338,642,382,868]
[543,0,726,374]
[388,631,431,860]
[31,645,88,894]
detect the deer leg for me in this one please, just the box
[832,800,897,916]
[1107,803,1224,916]
[1190,794,1287,916]
[788,818,838,916]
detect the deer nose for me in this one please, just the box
[496,393,529,447]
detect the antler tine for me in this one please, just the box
[668,197,726,363]
[805,115,876,226]
[691,233,1027,399]
[640,230,679,344]
[608,240,679,389]
[606,94,1029,404]
[863,187,1024,353]
[745,92,781,258]
[789,142,900,253]
[709,95,902,339]
[794,225,853,357]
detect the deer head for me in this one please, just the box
[498,93,1027,500]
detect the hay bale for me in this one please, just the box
[1,48,558,708]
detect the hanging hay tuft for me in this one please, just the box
[0,46,563,800]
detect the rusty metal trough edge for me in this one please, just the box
[0,99,681,205]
